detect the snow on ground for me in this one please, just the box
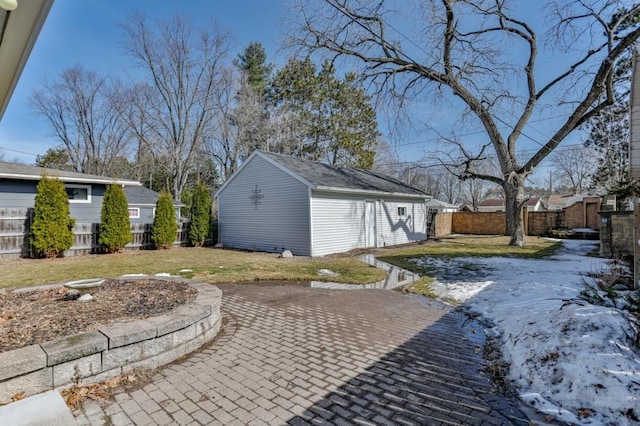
[413,240,640,425]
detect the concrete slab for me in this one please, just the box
[0,390,75,426]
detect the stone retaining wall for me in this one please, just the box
[0,278,221,404]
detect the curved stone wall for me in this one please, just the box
[0,277,222,404]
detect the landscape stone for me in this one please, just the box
[52,353,102,387]
[41,331,108,366]
[0,368,52,404]
[78,294,93,302]
[100,319,160,349]
[0,344,47,381]
[64,289,80,300]
[281,249,293,258]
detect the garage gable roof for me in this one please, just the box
[217,150,429,199]
[0,161,141,186]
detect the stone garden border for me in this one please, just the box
[0,277,222,404]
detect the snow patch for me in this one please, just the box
[412,240,640,425]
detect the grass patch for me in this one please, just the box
[378,235,562,276]
[0,247,386,289]
[401,277,437,298]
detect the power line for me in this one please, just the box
[324,0,578,150]
[0,145,40,157]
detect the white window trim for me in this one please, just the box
[65,184,92,204]
[397,206,407,217]
[128,207,140,219]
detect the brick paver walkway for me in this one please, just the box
[73,284,530,425]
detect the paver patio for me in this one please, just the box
[73,284,531,425]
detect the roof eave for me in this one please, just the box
[0,0,54,120]
[314,186,431,200]
[0,172,142,186]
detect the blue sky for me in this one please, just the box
[0,0,587,181]
[0,0,290,163]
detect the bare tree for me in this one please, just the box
[30,65,132,176]
[551,145,598,193]
[121,12,230,199]
[292,0,640,246]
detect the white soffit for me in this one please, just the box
[0,0,54,120]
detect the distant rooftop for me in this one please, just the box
[478,197,540,207]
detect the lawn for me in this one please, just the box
[379,235,562,298]
[0,247,386,289]
[0,236,562,290]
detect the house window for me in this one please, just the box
[397,207,407,217]
[65,184,91,203]
[128,208,140,219]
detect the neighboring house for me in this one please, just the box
[477,197,543,212]
[547,193,601,211]
[0,161,140,221]
[426,198,459,213]
[124,186,183,224]
[0,0,54,120]
[215,150,431,257]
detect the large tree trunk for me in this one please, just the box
[503,175,526,247]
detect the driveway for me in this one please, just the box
[73,283,530,425]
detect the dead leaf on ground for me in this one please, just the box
[577,408,593,418]
[540,352,560,363]
[11,392,26,402]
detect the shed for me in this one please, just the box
[215,151,431,257]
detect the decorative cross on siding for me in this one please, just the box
[250,185,264,209]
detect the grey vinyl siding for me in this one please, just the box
[377,198,426,246]
[218,155,311,256]
[69,185,105,222]
[0,180,38,207]
[0,179,105,222]
[128,205,155,224]
[310,191,367,257]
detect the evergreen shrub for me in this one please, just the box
[99,184,132,253]
[152,190,177,249]
[30,175,75,258]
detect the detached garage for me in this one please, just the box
[215,151,431,257]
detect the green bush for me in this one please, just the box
[99,184,132,253]
[188,182,211,247]
[30,175,75,258]
[152,190,177,249]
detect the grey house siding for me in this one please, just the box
[0,180,38,207]
[218,155,311,255]
[69,185,105,222]
[0,179,105,222]
[128,205,155,224]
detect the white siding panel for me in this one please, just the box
[311,192,366,257]
[310,192,427,256]
[377,199,427,247]
[217,156,311,256]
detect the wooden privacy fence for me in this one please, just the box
[0,208,31,258]
[0,208,216,258]
[433,202,601,237]
[67,222,191,256]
